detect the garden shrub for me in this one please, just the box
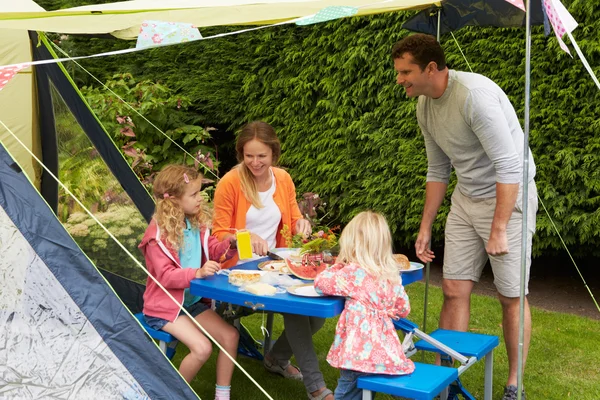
[58,0,600,257]
[64,205,148,283]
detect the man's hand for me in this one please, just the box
[486,230,509,256]
[415,229,435,263]
[196,260,221,278]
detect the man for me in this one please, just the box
[392,33,537,400]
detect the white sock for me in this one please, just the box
[215,384,230,400]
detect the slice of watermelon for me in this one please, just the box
[285,259,327,281]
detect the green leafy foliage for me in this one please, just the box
[55,0,600,257]
[63,205,148,283]
[81,73,219,183]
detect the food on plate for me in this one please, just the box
[285,259,327,281]
[393,254,411,270]
[245,282,277,296]
[287,251,303,263]
[258,261,287,272]
[228,271,261,286]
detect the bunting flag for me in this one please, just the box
[0,64,27,92]
[296,6,359,26]
[136,21,202,49]
[504,0,525,12]
[542,0,578,54]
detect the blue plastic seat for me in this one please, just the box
[357,362,458,400]
[414,329,499,360]
[134,313,178,359]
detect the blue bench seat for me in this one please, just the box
[134,313,178,359]
[357,362,458,400]
[414,329,499,360]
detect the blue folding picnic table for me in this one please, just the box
[189,255,423,353]
[189,256,424,318]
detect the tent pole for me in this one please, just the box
[420,6,442,353]
[436,7,441,41]
[518,0,533,398]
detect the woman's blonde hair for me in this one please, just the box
[235,121,281,208]
[336,211,400,283]
[152,164,212,251]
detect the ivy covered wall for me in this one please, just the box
[65,0,600,257]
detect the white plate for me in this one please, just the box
[272,249,301,260]
[402,262,425,272]
[258,260,288,272]
[287,284,322,297]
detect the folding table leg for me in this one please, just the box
[440,385,449,400]
[263,312,274,353]
[361,389,373,400]
[158,340,167,354]
[484,350,494,400]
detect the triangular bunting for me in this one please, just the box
[136,20,202,49]
[0,64,27,91]
[296,6,359,26]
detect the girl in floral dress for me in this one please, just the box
[314,211,415,400]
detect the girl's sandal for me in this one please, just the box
[307,388,333,400]
[263,357,303,381]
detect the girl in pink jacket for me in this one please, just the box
[139,165,238,400]
[314,211,415,399]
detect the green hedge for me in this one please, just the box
[66,0,600,257]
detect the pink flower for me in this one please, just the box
[152,34,162,44]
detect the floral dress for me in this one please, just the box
[314,263,415,375]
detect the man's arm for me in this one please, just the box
[487,182,519,255]
[465,89,522,255]
[415,181,448,263]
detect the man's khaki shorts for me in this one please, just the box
[443,181,538,298]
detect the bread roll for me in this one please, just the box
[228,271,261,286]
[393,254,411,271]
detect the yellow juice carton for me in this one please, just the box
[236,230,253,260]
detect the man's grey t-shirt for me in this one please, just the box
[416,70,536,198]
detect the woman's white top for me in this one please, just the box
[242,168,281,263]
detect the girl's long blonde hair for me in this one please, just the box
[336,211,401,283]
[235,121,281,208]
[152,164,212,251]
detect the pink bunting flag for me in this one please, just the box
[542,0,578,54]
[504,0,525,12]
[0,64,27,92]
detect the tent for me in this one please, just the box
[0,124,197,399]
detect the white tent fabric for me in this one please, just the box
[0,207,150,399]
[0,0,438,38]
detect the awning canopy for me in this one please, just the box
[1,0,440,39]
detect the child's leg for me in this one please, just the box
[334,369,369,400]
[195,309,240,386]
[162,315,213,383]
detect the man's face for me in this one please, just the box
[394,53,431,98]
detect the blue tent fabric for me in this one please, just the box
[402,0,545,36]
[0,143,197,399]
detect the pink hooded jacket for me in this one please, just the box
[139,219,236,322]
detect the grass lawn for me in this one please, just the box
[172,282,600,399]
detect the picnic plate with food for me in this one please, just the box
[287,283,322,298]
[258,260,291,274]
[405,262,425,272]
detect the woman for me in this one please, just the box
[213,121,333,400]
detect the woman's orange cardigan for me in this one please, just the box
[212,166,303,269]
